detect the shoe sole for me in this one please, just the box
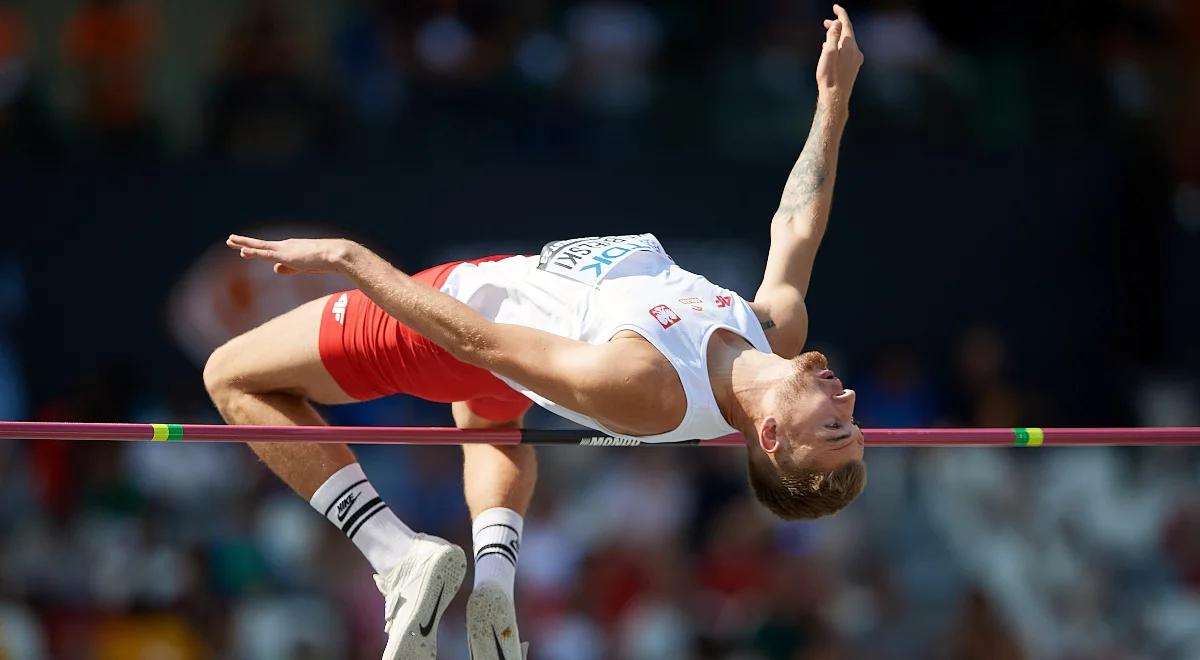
[466,583,523,660]
[383,544,467,660]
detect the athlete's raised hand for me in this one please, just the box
[816,5,863,106]
[226,234,356,275]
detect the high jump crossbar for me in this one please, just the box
[0,422,1198,447]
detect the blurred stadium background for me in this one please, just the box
[1,0,1199,658]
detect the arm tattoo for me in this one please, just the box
[777,101,832,214]
[761,318,776,330]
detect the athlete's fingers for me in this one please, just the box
[273,263,299,275]
[226,234,272,250]
[824,18,841,50]
[833,4,854,38]
[824,19,833,28]
[237,246,276,260]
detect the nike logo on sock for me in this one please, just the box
[335,492,359,521]
[419,582,445,637]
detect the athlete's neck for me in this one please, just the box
[707,329,790,442]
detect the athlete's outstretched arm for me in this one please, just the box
[226,235,670,432]
[754,5,862,355]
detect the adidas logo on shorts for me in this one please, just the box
[332,293,349,325]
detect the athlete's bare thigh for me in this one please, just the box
[209,295,355,405]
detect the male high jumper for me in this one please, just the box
[204,6,864,659]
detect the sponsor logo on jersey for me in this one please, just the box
[537,234,669,283]
[715,295,732,309]
[678,296,703,311]
[332,292,349,325]
[579,436,642,446]
[649,304,681,329]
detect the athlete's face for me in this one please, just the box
[765,352,864,470]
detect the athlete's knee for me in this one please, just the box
[203,337,249,408]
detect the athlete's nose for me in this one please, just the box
[835,387,856,409]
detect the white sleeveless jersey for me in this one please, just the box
[438,234,773,443]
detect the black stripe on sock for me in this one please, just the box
[323,479,368,518]
[347,501,388,540]
[340,496,382,534]
[474,523,520,538]
[475,542,518,564]
[475,549,517,567]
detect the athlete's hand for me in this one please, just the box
[226,234,357,275]
[816,5,863,107]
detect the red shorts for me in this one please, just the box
[317,256,533,422]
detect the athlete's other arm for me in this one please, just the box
[225,235,677,435]
[753,5,862,357]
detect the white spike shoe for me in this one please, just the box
[374,534,466,660]
[466,581,528,660]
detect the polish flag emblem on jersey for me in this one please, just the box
[649,304,681,329]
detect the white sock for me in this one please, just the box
[309,463,416,574]
[472,507,523,599]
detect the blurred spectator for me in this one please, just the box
[565,1,662,116]
[856,343,943,428]
[856,1,942,73]
[515,30,569,88]
[333,1,405,135]
[852,1,946,122]
[940,587,1025,660]
[694,498,777,654]
[92,614,204,660]
[63,0,159,152]
[0,1,48,153]
[746,553,839,660]
[519,492,587,616]
[1135,373,1200,427]
[950,326,1039,427]
[414,13,476,78]
[536,603,606,660]
[0,601,46,659]
[205,0,340,161]
[0,2,26,103]
[572,449,692,548]
[614,548,693,658]
[1161,498,1200,592]
[232,595,347,659]
[0,257,26,421]
[617,597,693,660]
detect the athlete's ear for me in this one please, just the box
[758,417,781,454]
